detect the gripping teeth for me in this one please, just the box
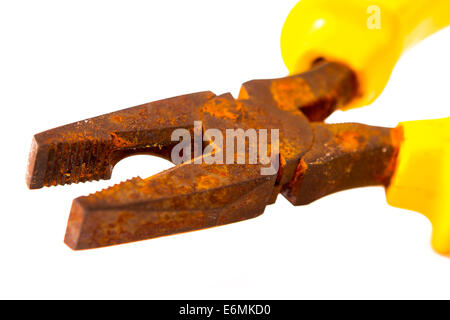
[27,136,114,189]
[26,91,219,190]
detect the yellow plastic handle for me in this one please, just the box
[281,0,450,109]
[387,117,450,256]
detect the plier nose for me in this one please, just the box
[26,91,215,189]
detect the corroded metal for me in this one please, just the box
[282,122,402,205]
[26,61,400,250]
[65,163,276,249]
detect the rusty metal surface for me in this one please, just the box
[282,123,401,206]
[26,91,216,188]
[66,163,275,249]
[26,61,400,250]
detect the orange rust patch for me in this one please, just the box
[270,77,315,111]
[335,131,366,151]
[202,97,241,120]
[195,175,220,190]
[279,137,302,159]
[210,165,229,177]
[238,86,250,100]
[110,132,133,147]
[111,115,124,124]
[287,158,307,194]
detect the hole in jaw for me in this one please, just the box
[110,154,173,184]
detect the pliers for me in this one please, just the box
[26,0,450,254]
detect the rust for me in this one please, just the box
[26,61,399,250]
[287,159,307,193]
[268,62,357,121]
[282,123,400,205]
[383,126,404,187]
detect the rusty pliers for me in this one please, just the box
[27,0,450,253]
[26,61,399,250]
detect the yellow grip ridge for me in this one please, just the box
[386,118,450,255]
[281,0,450,109]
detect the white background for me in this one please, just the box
[1,0,449,299]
